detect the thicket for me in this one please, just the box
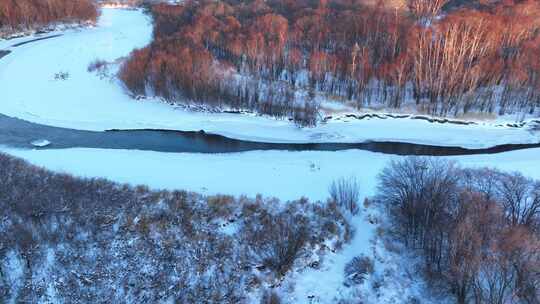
[377,157,540,304]
[0,0,98,35]
[0,153,350,303]
[120,0,540,126]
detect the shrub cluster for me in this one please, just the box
[0,153,350,303]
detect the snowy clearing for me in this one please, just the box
[0,8,539,149]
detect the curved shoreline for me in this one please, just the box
[2,114,540,156]
[0,50,10,59]
[9,34,63,47]
[0,8,539,151]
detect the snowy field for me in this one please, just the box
[0,8,539,149]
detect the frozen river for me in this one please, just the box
[1,113,540,155]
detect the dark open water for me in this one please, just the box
[1,114,539,156]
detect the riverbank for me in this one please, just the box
[0,9,539,149]
[2,146,539,202]
[0,50,10,60]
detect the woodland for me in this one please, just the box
[0,0,98,34]
[120,0,540,125]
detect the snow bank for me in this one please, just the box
[2,147,539,202]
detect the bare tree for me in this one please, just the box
[329,176,360,215]
[407,0,449,20]
[244,211,308,277]
[496,172,540,228]
[377,158,540,304]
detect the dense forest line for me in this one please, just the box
[0,0,98,35]
[120,0,540,125]
[0,153,351,303]
[378,158,540,304]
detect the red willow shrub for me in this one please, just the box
[120,0,540,124]
[0,0,98,33]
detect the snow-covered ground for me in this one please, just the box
[2,7,540,304]
[3,147,539,201]
[2,146,540,304]
[1,146,540,303]
[1,8,539,149]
